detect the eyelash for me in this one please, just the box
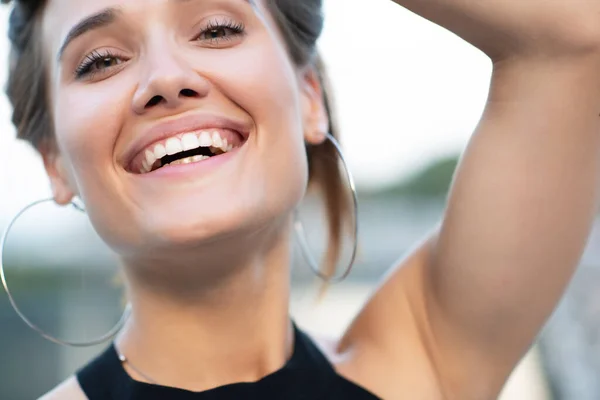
[196,19,246,43]
[74,49,124,79]
[74,18,246,80]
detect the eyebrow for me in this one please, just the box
[57,7,121,62]
[56,0,255,62]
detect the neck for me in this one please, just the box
[116,222,294,391]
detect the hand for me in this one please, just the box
[393,0,600,62]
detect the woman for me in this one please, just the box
[2,0,600,398]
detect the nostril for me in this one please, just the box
[180,89,198,98]
[146,95,163,108]
[140,89,200,111]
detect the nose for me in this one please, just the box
[132,48,210,114]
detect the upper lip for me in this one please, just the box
[122,112,251,169]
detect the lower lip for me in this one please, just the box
[137,146,241,179]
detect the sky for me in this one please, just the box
[0,0,493,219]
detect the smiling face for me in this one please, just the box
[38,0,328,258]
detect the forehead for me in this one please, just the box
[42,0,258,27]
[42,0,257,20]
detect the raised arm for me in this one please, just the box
[340,2,600,399]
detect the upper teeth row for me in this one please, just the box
[141,131,234,173]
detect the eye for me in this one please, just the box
[75,50,127,80]
[196,19,245,46]
[202,27,235,40]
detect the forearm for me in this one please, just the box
[392,0,600,61]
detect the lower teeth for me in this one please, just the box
[167,155,210,166]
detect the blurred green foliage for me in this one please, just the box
[374,154,460,199]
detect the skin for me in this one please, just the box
[36,0,600,399]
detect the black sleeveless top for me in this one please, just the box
[76,325,381,399]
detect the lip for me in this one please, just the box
[123,112,251,171]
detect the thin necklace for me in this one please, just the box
[115,346,158,385]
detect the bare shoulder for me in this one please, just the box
[39,376,87,400]
[302,245,447,398]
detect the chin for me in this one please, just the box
[135,201,291,254]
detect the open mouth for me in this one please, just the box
[132,129,243,174]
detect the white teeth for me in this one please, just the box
[139,131,237,174]
[192,155,206,162]
[181,133,200,151]
[154,144,167,159]
[168,155,210,166]
[166,138,183,155]
[141,160,150,174]
[145,150,157,167]
[212,132,223,148]
[198,131,213,147]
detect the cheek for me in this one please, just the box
[202,38,310,199]
[242,47,310,212]
[53,81,128,172]
[52,81,135,240]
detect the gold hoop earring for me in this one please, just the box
[0,198,130,347]
[294,133,359,284]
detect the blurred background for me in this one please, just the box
[0,0,598,398]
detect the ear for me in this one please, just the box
[299,66,329,145]
[42,150,75,206]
